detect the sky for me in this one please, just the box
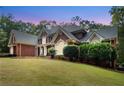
[0,6,112,25]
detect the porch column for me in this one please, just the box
[10,46,14,54]
[43,46,47,56]
[40,47,43,56]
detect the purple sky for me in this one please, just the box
[0,6,112,25]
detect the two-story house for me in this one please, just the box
[8,24,118,56]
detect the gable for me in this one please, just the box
[8,33,16,45]
[9,30,38,46]
[87,32,104,43]
[54,31,69,43]
[89,34,101,43]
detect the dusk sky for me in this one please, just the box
[0,6,112,25]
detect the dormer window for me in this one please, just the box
[46,25,51,30]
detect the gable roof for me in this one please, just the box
[43,25,60,35]
[39,25,117,43]
[61,25,82,32]
[80,27,117,42]
[9,30,38,45]
[95,27,117,39]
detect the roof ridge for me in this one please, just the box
[11,30,38,37]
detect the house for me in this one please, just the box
[8,31,38,56]
[8,25,118,56]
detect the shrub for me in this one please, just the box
[79,44,89,60]
[88,43,117,66]
[63,45,79,61]
[48,47,56,59]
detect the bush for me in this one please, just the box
[48,47,56,59]
[63,45,79,61]
[88,43,117,66]
[79,43,117,67]
[79,44,89,60]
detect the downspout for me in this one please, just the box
[20,43,21,57]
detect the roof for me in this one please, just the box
[80,27,118,42]
[40,25,117,43]
[43,25,60,35]
[9,30,38,45]
[42,25,83,35]
[80,31,93,42]
[61,25,82,32]
[9,26,117,46]
[95,27,117,39]
[59,26,80,42]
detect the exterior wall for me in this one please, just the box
[42,36,46,44]
[55,39,67,55]
[110,38,117,47]
[54,32,69,55]
[10,47,14,54]
[90,34,101,43]
[15,44,36,56]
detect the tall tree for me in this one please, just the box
[0,14,15,53]
[110,6,124,64]
[71,16,82,25]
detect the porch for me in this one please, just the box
[37,43,55,56]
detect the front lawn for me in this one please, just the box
[0,57,124,85]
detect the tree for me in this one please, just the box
[110,6,124,27]
[0,14,15,53]
[71,16,82,25]
[0,14,39,53]
[110,6,124,65]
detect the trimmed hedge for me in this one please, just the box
[79,44,89,60]
[64,43,117,68]
[63,45,79,61]
[80,43,117,67]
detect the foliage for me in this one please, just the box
[88,43,113,61]
[71,16,111,30]
[0,14,44,53]
[79,43,117,66]
[109,6,124,27]
[110,6,124,65]
[48,47,56,56]
[0,15,15,53]
[63,45,79,61]
[79,44,89,60]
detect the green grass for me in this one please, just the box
[0,57,124,86]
